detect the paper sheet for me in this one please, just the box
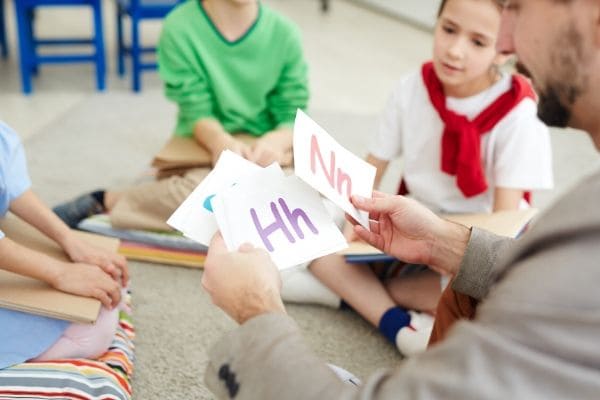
[293,109,375,229]
[213,171,347,270]
[167,150,262,246]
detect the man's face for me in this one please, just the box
[498,0,594,128]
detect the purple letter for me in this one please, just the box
[250,202,295,252]
[278,198,318,239]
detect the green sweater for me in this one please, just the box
[158,0,309,137]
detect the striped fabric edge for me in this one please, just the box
[119,240,206,268]
[0,297,135,400]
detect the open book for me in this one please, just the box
[0,214,120,324]
[339,208,538,263]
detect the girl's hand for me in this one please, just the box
[61,233,129,286]
[50,262,121,309]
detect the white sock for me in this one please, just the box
[395,311,434,357]
[280,265,341,308]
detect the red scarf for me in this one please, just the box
[421,61,536,198]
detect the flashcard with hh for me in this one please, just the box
[293,109,376,229]
[215,163,286,248]
[167,150,263,246]
[212,173,348,270]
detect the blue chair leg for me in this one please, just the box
[131,13,140,92]
[27,8,38,76]
[0,0,8,58]
[92,0,105,91]
[15,2,33,94]
[116,3,125,76]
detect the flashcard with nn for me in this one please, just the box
[293,109,376,229]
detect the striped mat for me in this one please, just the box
[0,296,135,399]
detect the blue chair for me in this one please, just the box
[116,0,182,92]
[14,0,105,94]
[0,0,8,58]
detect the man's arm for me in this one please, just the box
[452,227,515,299]
[205,224,597,399]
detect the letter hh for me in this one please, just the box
[251,201,295,252]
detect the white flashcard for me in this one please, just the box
[214,163,285,249]
[167,150,263,246]
[292,109,375,229]
[212,172,347,270]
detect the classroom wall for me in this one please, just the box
[345,0,441,31]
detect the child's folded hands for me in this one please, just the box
[49,261,122,309]
[61,232,129,287]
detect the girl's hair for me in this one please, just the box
[437,0,504,17]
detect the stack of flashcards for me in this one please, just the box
[168,110,376,270]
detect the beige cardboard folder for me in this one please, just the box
[0,214,120,324]
[151,135,292,178]
[339,208,538,257]
[442,208,539,238]
[152,135,258,170]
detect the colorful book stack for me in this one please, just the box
[78,214,207,268]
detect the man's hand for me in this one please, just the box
[342,221,359,242]
[49,261,122,309]
[61,232,129,286]
[201,233,286,324]
[350,192,470,277]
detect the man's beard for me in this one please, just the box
[537,85,572,128]
[516,61,574,128]
[515,23,586,128]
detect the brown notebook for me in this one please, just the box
[339,208,538,258]
[0,214,120,324]
[152,135,257,170]
[151,135,292,177]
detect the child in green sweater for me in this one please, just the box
[54,0,309,230]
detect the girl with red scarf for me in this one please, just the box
[310,0,553,356]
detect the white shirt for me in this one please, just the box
[369,70,553,213]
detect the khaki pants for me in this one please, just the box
[110,168,210,231]
[428,284,478,347]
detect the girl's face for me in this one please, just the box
[433,0,503,97]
